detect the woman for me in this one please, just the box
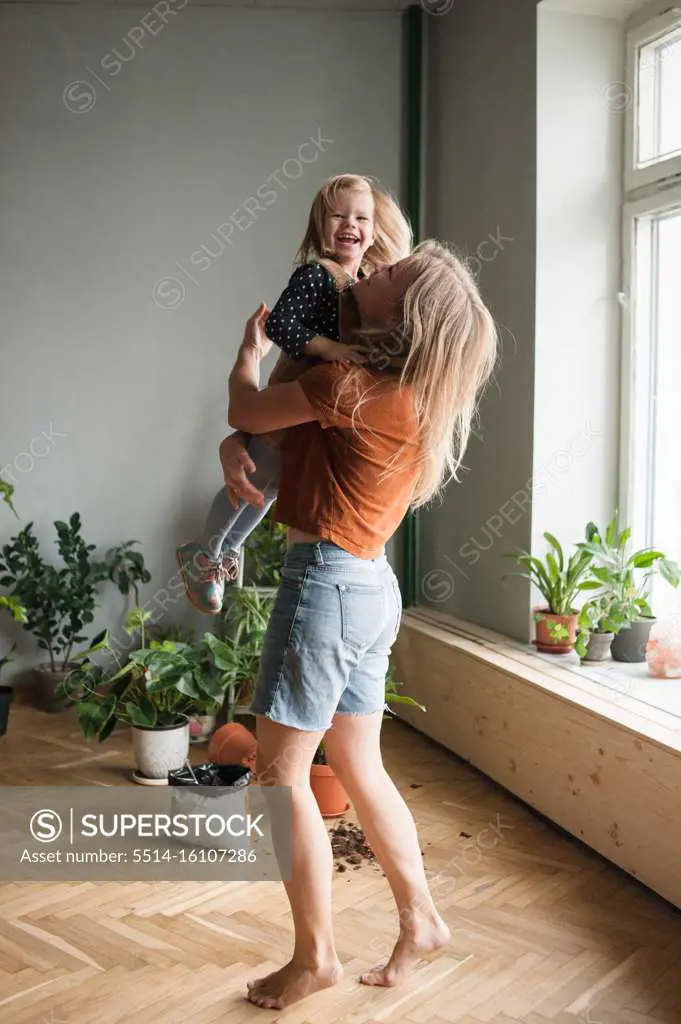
[225,240,497,1011]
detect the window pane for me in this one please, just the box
[637,27,681,168]
[634,207,681,620]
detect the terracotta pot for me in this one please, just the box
[533,608,578,654]
[310,763,350,818]
[208,722,258,769]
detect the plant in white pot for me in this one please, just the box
[0,514,109,711]
[577,516,680,663]
[56,608,231,782]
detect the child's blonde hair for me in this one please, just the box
[296,174,412,277]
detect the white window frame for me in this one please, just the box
[624,7,681,194]
[619,4,681,546]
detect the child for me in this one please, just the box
[176,174,412,614]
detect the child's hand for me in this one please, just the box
[307,336,367,364]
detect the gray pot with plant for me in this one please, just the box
[0,514,111,711]
[577,516,680,664]
[56,608,233,781]
[504,532,595,656]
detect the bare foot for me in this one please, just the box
[361,915,450,987]
[246,958,343,1009]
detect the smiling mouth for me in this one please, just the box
[336,234,359,245]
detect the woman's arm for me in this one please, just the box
[228,305,318,435]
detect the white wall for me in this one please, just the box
[0,4,404,679]
[417,0,539,641]
[532,7,624,556]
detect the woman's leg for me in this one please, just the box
[247,717,342,1009]
[323,710,450,986]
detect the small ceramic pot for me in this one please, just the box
[582,631,614,662]
[132,722,189,780]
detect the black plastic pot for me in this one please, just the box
[0,686,13,737]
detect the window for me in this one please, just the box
[622,6,681,620]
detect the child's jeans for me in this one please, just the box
[200,435,280,560]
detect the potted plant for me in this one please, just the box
[504,533,594,654]
[102,540,152,608]
[215,586,275,722]
[577,516,680,663]
[56,608,231,782]
[310,664,426,818]
[0,514,109,711]
[0,595,26,737]
[577,594,627,662]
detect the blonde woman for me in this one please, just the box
[176,175,411,614]
[225,240,498,1011]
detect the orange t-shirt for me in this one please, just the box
[274,362,420,559]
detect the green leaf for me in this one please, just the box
[630,550,664,569]
[659,558,681,588]
[126,701,157,728]
[543,532,564,572]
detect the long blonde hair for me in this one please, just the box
[337,240,498,508]
[296,174,412,275]
[400,240,498,506]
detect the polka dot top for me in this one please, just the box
[265,262,341,359]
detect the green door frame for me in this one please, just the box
[400,3,424,608]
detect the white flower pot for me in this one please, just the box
[132,723,189,780]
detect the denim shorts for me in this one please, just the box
[249,542,402,732]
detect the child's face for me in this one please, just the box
[323,189,375,268]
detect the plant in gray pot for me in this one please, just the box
[576,594,627,663]
[56,607,231,783]
[577,516,680,663]
[0,514,109,711]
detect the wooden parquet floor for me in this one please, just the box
[1,705,680,1023]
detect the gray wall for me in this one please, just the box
[418,0,538,640]
[0,4,404,676]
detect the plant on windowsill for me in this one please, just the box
[576,593,627,663]
[310,663,426,818]
[576,515,680,663]
[0,513,111,712]
[504,532,595,656]
[55,607,233,782]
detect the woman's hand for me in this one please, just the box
[219,434,265,510]
[241,303,273,362]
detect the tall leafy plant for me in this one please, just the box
[101,540,152,606]
[243,516,287,587]
[504,531,595,615]
[212,586,275,719]
[0,513,107,671]
[577,515,680,625]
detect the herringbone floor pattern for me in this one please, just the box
[1,705,680,1023]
